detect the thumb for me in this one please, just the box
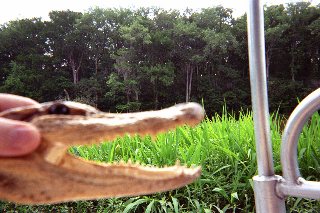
[0,118,40,157]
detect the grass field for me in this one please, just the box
[1,108,320,212]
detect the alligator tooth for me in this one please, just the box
[191,164,197,169]
[127,159,132,165]
[134,160,140,166]
[119,160,125,165]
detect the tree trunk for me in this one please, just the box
[186,64,189,102]
[188,66,193,102]
[266,49,271,80]
[185,63,193,102]
[290,43,296,82]
[94,91,98,108]
[126,90,130,104]
[63,89,70,101]
[134,89,139,101]
[153,81,158,109]
[69,52,83,85]
[95,57,98,75]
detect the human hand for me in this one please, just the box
[0,94,41,156]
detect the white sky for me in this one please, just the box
[0,0,319,24]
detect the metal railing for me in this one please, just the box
[247,0,320,212]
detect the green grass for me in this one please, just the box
[2,109,320,212]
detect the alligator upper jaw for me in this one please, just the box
[0,151,201,204]
[30,102,205,146]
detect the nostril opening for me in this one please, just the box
[48,103,70,115]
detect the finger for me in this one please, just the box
[0,94,39,111]
[0,118,40,157]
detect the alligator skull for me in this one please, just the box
[0,101,204,204]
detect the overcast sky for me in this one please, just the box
[0,0,319,24]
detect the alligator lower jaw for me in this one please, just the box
[0,152,201,204]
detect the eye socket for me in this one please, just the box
[48,103,70,115]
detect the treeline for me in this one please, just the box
[0,2,319,116]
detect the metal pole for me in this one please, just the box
[247,0,274,177]
[278,88,320,199]
[281,88,320,183]
[247,0,286,211]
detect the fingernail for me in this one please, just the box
[8,126,38,149]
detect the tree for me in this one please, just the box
[141,63,175,109]
[286,2,319,82]
[109,13,152,110]
[46,10,84,85]
[0,4,319,116]
[264,4,289,79]
[172,16,204,102]
[0,62,43,100]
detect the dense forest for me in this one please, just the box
[0,2,320,116]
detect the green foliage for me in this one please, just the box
[120,18,152,46]
[0,62,43,100]
[106,73,125,100]
[1,4,319,115]
[141,63,175,86]
[106,72,141,112]
[3,109,320,211]
[268,79,311,114]
[115,101,141,112]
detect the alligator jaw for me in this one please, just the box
[0,102,204,204]
[31,102,205,146]
[0,151,201,204]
